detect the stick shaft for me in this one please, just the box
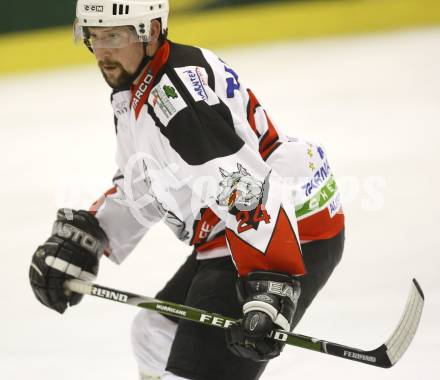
[65,278,424,369]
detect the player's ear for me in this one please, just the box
[149,19,161,43]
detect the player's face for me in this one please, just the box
[88,27,145,89]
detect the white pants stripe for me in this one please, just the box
[131,309,190,379]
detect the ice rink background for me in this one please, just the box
[1,27,439,378]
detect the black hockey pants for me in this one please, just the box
[156,228,345,380]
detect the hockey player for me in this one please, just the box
[29,1,345,379]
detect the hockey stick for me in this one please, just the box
[64,278,424,368]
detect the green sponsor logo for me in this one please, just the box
[295,176,338,218]
[152,88,177,119]
[163,85,178,99]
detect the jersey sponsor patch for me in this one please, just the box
[302,159,331,197]
[175,66,219,106]
[327,191,342,218]
[148,74,187,126]
[295,175,339,220]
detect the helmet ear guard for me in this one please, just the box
[74,0,169,46]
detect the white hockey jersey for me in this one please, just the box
[90,40,344,276]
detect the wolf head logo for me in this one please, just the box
[217,163,263,211]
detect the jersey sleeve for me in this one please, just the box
[150,69,306,277]
[90,87,167,265]
[90,169,163,264]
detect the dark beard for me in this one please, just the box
[98,60,133,89]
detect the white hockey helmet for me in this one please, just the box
[74,0,169,44]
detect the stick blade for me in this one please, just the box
[379,279,425,367]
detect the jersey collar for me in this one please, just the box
[130,40,171,119]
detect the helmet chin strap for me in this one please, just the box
[127,42,152,86]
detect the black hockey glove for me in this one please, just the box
[226,271,301,361]
[29,209,108,314]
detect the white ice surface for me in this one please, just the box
[1,27,439,379]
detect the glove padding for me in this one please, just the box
[29,209,108,314]
[226,271,301,361]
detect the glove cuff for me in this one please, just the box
[243,299,278,321]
